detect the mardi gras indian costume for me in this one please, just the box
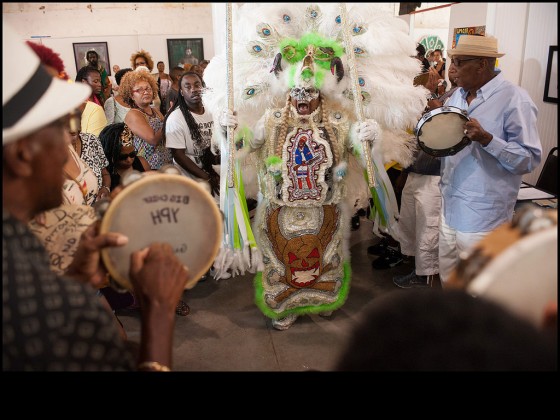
[203,3,428,329]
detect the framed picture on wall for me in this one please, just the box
[543,45,557,104]
[73,42,111,75]
[167,38,204,69]
[451,25,485,49]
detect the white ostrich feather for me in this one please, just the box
[204,3,426,135]
[203,3,426,243]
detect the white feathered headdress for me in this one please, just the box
[203,2,428,163]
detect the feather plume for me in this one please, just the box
[204,3,426,137]
[203,3,428,258]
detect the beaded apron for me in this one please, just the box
[254,104,352,319]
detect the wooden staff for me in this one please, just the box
[339,2,376,188]
[226,2,235,188]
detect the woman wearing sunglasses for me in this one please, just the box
[99,122,151,191]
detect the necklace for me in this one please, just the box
[137,106,154,117]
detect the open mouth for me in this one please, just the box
[297,102,310,114]
[290,262,319,287]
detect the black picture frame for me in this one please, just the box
[73,41,111,76]
[543,45,557,104]
[167,38,204,69]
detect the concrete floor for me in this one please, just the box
[118,216,424,372]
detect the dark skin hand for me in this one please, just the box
[67,185,189,370]
[463,117,493,147]
[65,220,129,287]
[208,172,220,196]
[170,148,220,196]
[130,242,189,368]
[424,64,492,147]
[130,243,188,309]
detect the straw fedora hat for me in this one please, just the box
[3,22,91,146]
[447,35,505,58]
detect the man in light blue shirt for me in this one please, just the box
[438,35,542,284]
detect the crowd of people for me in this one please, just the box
[3,7,556,373]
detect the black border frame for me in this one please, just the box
[166,38,204,69]
[543,45,557,104]
[73,41,111,76]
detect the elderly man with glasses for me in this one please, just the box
[429,35,542,285]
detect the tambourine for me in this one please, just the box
[99,171,223,291]
[449,204,557,327]
[415,106,471,157]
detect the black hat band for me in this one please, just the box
[3,65,53,129]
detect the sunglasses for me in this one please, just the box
[119,151,138,160]
[450,57,481,67]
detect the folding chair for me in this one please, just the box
[535,147,557,195]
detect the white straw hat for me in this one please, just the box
[447,35,505,58]
[2,22,91,145]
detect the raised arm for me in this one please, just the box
[125,108,164,146]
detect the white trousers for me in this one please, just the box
[397,173,441,276]
[438,215,490,285]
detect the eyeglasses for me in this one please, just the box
[132,87,153,94]
[450,57,481,67]
[119,151,138,160]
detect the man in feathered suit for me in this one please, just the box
[203,4,428,330]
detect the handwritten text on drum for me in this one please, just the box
[142,194,190,225]
[143,194,190,204]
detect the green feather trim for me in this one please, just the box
[265,155,282,167]
[254,261,352,319]
[287,66,296,88]
[314,69,325,88]
[279,33,343,68]
[282,33,341,89]
[365,169,388,227]
[235,124,253,146]
[279,37,306,63]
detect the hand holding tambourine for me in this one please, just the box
[97,166,223,291]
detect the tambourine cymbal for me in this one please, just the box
[415,106,471,157]
[450,204,557,327]
[99,172,222,290]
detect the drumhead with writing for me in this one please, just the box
[100,173,222,290]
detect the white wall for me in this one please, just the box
[412,3,451,51]
[519,3,558,185]
[3,2,556,184]
[2,2,214,80]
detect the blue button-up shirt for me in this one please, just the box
[441,72,542,232]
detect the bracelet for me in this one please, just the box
[99,185,111,193]
[137,361,171,372]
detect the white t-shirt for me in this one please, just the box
[165,107,217,179]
